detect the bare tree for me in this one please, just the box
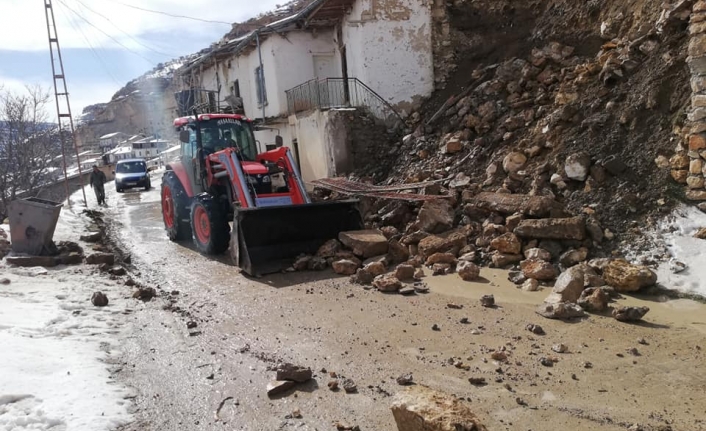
[0,85,63,219]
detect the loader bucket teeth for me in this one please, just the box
[231,200,363,276]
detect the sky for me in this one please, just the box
[0,0,283,120]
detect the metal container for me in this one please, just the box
[8,197,63,256]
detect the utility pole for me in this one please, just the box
[44,0,87,206]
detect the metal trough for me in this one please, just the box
[8,197,63,256]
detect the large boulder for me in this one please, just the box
[544,266,585,304]
[470,192,558,217]
[603,260,657,292]
[515,216,586,240]
[418,230,467,260]
[426,253,457,266]
[524,248,552,261]
[417,200,455,234]
[490,233,521,254]
[491,252,522,268]
[339,230,389,258]
[559,248,589,267]
[520,258,558,281]
[391,385,487,431]
[388,239,410,264]
[394,264,416,281]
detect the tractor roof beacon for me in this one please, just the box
[160,113,363,276]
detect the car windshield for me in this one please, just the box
[200,118,257,161]
[116,161,146,174]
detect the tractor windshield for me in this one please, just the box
[200,118,257,161]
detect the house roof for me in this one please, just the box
[99,132,125,140]
[178,0,354,75]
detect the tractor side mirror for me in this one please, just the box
[179,130,190,143]
[275,135,283,148]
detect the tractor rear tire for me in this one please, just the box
[190,194,230,255]
[161,171,192,241]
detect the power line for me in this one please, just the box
[71,0,178,59]
[56,2,124,88]
[102,0,233,25]
[56,0,157,66]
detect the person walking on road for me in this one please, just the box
[89,165,107,206]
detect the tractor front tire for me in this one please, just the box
[190,194,230,255]
[161,171,192,241]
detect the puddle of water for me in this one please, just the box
[425,268,545,305]
[426,269,706,332]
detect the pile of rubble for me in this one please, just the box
[295,191,657,322]
[349,0,694,259]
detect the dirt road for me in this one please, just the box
[106,173,706,431]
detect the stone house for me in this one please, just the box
[174,0,440,183]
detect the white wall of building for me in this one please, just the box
[290,110,351,185]
[342,0,434,114]
[197,29,338,121]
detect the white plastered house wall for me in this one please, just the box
[176,0,435,184]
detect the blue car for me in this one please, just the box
[115,159,151,193]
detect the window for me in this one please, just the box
[231,80,241,98]
[255,66,267,107]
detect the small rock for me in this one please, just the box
[460,317,470,324]
[132,287,157,300]
[91,292,109,307]
[108,266,127,276]
[521,278,540,292]
[447,303,463,309]
[480,295,495,308]
[426,252,456,265]
[317,239,341,258]
[328,380,339,391]
[399,287,416,296]
[308,256,327,271]
[491,351,507,362]
[457,261,480,281]
[0,278,10,285]
[394,264,416,281]
[413,282,429,293]
[627,347,640,356]
[432,263,452,275]
[396,373,414,386]
[332,259,360,276]
[413,268,425,279]
[526,324,545,335]
[351,268,374,285]
[521,258,558,281]
[539,357,554,367]
[468,377,487,386]
[637,338,648,345]
[536,302,586,320]
[288,409,302,419]
[342,378,357,393]
[186,321,197,329]
[293,255,312,271]
[86,252,115,266]
[577,287,609,312]
[373,274,402,292]
[612,306,649,322]
[669,259,687,274]
[552,344,568,354]
[276,363,313,383]
[565,152,591,181]
[432,324,440,331]
[267,380,296,397]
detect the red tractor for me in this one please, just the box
[160,113,363,275]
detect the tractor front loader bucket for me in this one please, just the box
[230,200,364,276]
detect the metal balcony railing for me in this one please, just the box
[285,78,403,128]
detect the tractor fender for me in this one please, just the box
[165,161,194,198]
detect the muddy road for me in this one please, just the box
[105,173,706,431]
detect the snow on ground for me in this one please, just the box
[653,205,706,298]
[0,200,133,430]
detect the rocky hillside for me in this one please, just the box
[352,0,693,257]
